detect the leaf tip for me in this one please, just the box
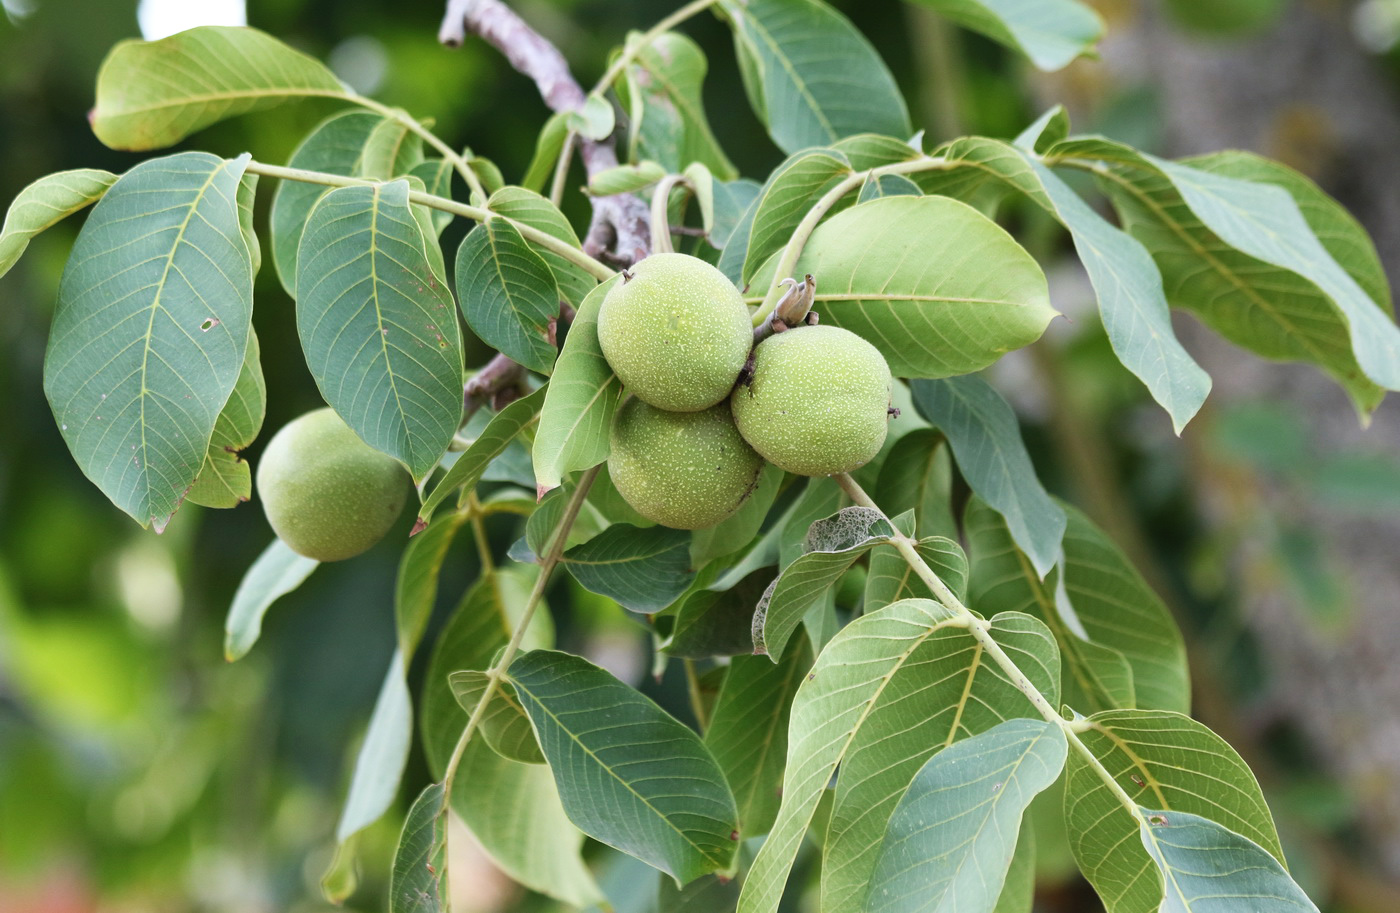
[410,516,428,537]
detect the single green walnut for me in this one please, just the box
[256,408,409,561]
[731,324,892,476]
[597,252,752,412]
[608,398,764,530]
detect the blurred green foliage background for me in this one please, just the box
[4,1,1400,911]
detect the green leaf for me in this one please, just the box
[996,821,1037,913]
[91,26,346,150]
[419,570,600,906]
[390,783,447,913]
[720,0,910,155]
[356,115,424,180]
[589,161,668,196]
[1065,710,1284,913]
[665,569,772,658]
[236,169,261,274]
[450,670,543,764]
[874,429,956,540]
[186,329,266,509]
[743,149,853,283]
[224,538,318,661]
[857,172,922,202]
[521,112,569,193]
[862,719,1068,913]
[737,599,967,913]
[756,196,1056,379]
[0,168,116,279]
[296,179,463,482]
[270,110,385,295]
[1138,810,1315,913]
[619,31,737,179]
[704,644,811,838]
[455,220,560,375]
[863,536,967,611]
[691,463,785,568]
[43,152,254,530]
[830,133,924,170]
[912,376,1066,577]
[396,512,470,658]
[487,187,596,307]
[508,649,740,883]
[754,507,896,660]
[419,386,546,525]
[686,162,716,234]
[822,612,1061,911]
[338,649,413,841]
[712,178,762,251]
[533,276,623,493]
[562,524,696,613]
[569,93,616,141]
[909,0,1104,70]
[410,158,455,235]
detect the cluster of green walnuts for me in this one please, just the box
[601,253,893,530]
[253,252,894,561]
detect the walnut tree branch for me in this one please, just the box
[439,0,651,266]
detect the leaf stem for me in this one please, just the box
[242,159,615,280]
[832,471,1144,818]
[649,174,688,254]
[750,157,952,327]
[351,96,489,201]
[684,658,710,731]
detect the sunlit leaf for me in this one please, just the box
[0,168,115,279]
[743,148,852,283]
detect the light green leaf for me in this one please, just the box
[419,385,546,525]
[224,537,318,661]
[533,276,623,493]
[857,172,922,202]
[712,178,762,251]
[862,719,1068,913]
[874,428,956,540]
[390,783,447,913]
[913,377,1065,577]
[685,162,716,234]
[1138,810,1316,913]
[521,112,569,193]
[0,168,116,279]
[410,158,455,234]
[455,219,560,375]
[296,179,462,482]
[270,110,384,295]
[1065,710,1284,913]
[509,649,740,884]
[236,169,260,274]
[665,569,773,658]
[909,0,1104,70]
[756,196,1056,379]
[822,612,1060,912]
[830,133,923,170]
[450,670,543,764]
[720,0,910,155]
[704,644,811,838]
[737,599,967,913]
[91,26,347,150]
[863,536,967,612]
[395,511,470,658]
[356,114,424,180]
[1013,106,1071,152]
[589,161,669,197]
[487,187,597,307]
[187,329,266,509]
[43,152,253,530]
[743,149,853,283]
[569,93,616,140]
[562,524,696,613]
[337,649,412,841]
[755,507,895,660]
[620,31,737,179]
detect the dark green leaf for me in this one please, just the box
[455,219,560,375]
[863,536,967,611]
[666,569,772,658]
[711,178,762,251]
[874,428,956,540]
[487,187,596,306]
[390,783,447,913]
[224,538,318,661]
[186,329,266,509]
[691,464,785,568]
[419,386,547,524]
[0,168,116,278]
[396,511,470,658]
[562,524,696,613]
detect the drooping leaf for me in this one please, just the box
[753,196,1056,379]
[337,650,413,841]
[487,187,596,307]
[666,569,774,658]
[533,276,623,493]
[91,26,347,150]
[389,783,447,913]
[704,644,811,838]
[0,168,116,279]
[619,30,737,179]
[754,507,895,660]
[43,152,254,529]
[509,650,740,883]
[224,538,318,661]
[821,612,1061,911]
[861,719,1068,913]
[737,599,966,913]
[1065,710,1285,913]
[296,179,463,482]
[186,329,266,509]
[1138,810,1315,913]
[562,524,696,613]
[743,149,853,283]
[863,535,967,611]
[908,0,1104,70]
[450,670,543,764]
[455,219,560,375]
[419,385,547,525]
[719,0,911,155]
[912,376,1065,577]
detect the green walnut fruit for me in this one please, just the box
[597,252,752,412]
[731,325,892,476]
[608,398,764,530]
[256,408,409,561]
